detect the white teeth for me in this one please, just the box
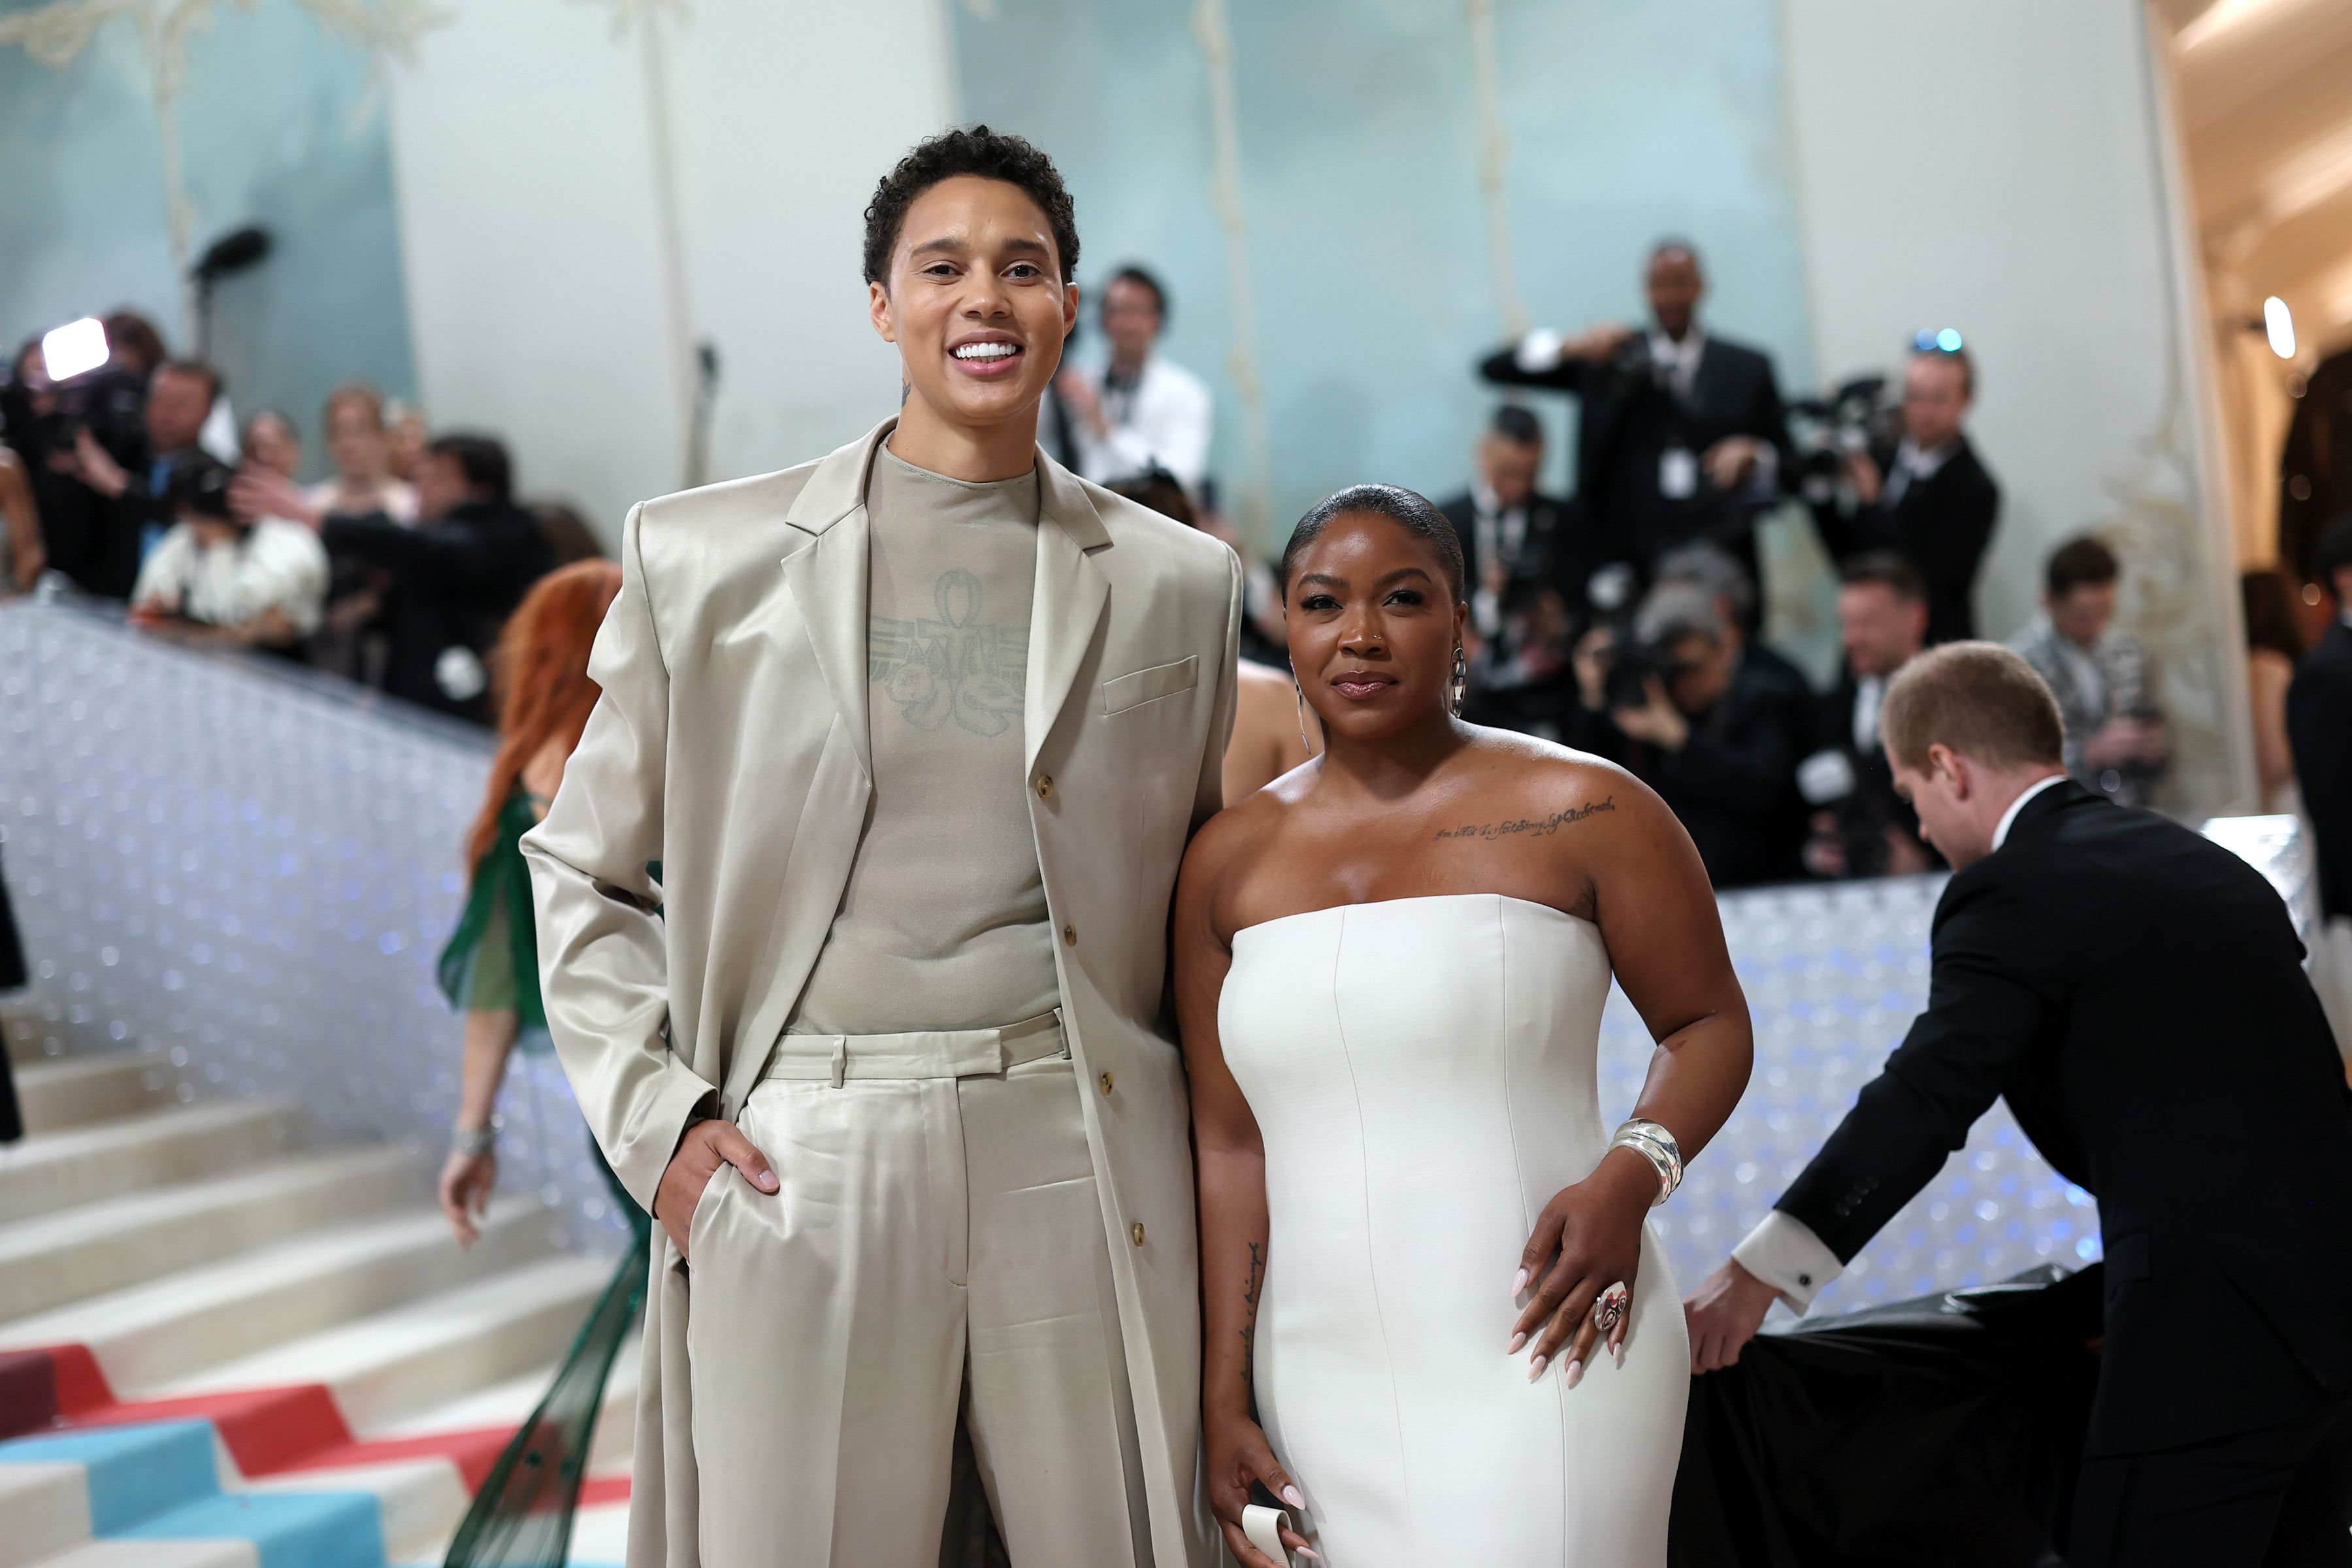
[953,342,1020,360]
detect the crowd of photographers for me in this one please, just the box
[1438,238,2195,889]
[7,250,2332,898]
[0,310,596,725]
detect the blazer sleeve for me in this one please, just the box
[1773,872,2057,1261]
[521,502,715,1213]
[1191,544,1245,833]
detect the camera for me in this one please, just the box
[1586,562,1663,711]
[1786,372,1893,497]
[1,319,145,465]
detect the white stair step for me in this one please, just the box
[0,1147,423,1324]
[0,1201,560,1395]
[27,1543,255,1568]
[248,1457,463,1563]
[0,1461,91,1568]
[14,1055,171,1135]
[370,1326,641,1442]
[155,1253,616,1431]
[0,1102,297,1226]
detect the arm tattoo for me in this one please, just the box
[1240,1241,1265,1387]
[1433,795,1616,843]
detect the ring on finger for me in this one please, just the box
[1592,1282,1629,1334]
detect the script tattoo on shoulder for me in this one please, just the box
[1433,795,1616,843]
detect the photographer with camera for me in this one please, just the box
[1052,264,1212,497]
[1800,553,1937,879]
[1805,342,1999,645]
[44,357,224,602]
[3,335,148,599]
[1566,578,1810,888]
[1437,404,1593,642]
[126,458,327,654]
[1477,239,1791,581]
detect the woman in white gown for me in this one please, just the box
[1175,485,1754,1567]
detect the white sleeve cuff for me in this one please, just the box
[1514,329,1565,373]
[1731,1209,1844,1313]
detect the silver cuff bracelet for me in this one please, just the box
[1609,1118,1684,1206]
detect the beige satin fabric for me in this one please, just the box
[687,1020,1149,1567]
[522,419,1241,1568]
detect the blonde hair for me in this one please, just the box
[1880,642,2065,772]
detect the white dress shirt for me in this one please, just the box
[131,518,331,637]
[1851,674,1886,752]
[1071,354,1213,497]
[1730,772,2068,1310]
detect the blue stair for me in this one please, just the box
[0,1418,384,1568]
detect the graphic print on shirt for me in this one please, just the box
[868,567,1029,736]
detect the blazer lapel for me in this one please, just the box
[1026,451,1113,772]
[778,421,894,781]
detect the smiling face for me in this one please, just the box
[869,174,1076,446]
[1284,511,1467,745]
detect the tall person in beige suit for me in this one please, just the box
[522,127,1241,1568]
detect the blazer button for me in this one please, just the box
[1099,1071,1115,1095]
[1130,1222,1147,1247]
[1062,924,1077,946]
[1797,1273,1812,1287]
[1035,774,1054,798]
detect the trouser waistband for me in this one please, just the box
[768,1010,1067,1086]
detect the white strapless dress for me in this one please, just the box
[1218,894,1688,1565]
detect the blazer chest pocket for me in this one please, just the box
[1102,655,1198,715]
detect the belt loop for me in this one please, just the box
[830,1038,847,1089]
[1054,1007,1070,1060]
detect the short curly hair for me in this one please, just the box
[862,125,1080,287]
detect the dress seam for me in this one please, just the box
[1329,906,1419,1557]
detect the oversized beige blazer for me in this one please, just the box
[521,419,1241,1568]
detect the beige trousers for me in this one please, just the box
[683,1013,1149,1568]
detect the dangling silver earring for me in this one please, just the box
[1292,668,1314,753]
[1450,645,1467,719]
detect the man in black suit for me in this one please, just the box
[1686,642,2352,1565]
[2289,520,2352,1049]
[1565,581,1810,888]
[321,433,552,723]
[1807,345,1999,644]
[1799,552,1937,879]
[1437,404,1594,635]
[1477,240,1791,581]
[42,358,219,601]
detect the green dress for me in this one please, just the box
[437,789,652,1568]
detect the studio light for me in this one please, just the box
[2264,296,2296,359]
[41,317,108,381]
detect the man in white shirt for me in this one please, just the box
[128,458,328,651]
[1054,265,1213,497]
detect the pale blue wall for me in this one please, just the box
[0,4,415,478]
[950,0,1816,546]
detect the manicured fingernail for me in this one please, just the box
[1506,1331,1526,1354]
[1296,1549,1321,1561]
[1512,1268,1530,1296]
[1282,1484,1304,1509]
[756,1171,778,1190]
[1612,1340,1625,1369]
[1565,1358,1584,1388]
[1527,1354,1547,1381]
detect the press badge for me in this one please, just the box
[1659,448,1698,499]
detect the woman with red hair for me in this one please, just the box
[436,557,627,1240]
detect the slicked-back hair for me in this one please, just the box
[1277,483,1465,608]
[1880,641,2065,774]
[1839,549,1927,604]
[429,433,514,504]
[2045,535,2119,598]
[862,125,1080,287]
